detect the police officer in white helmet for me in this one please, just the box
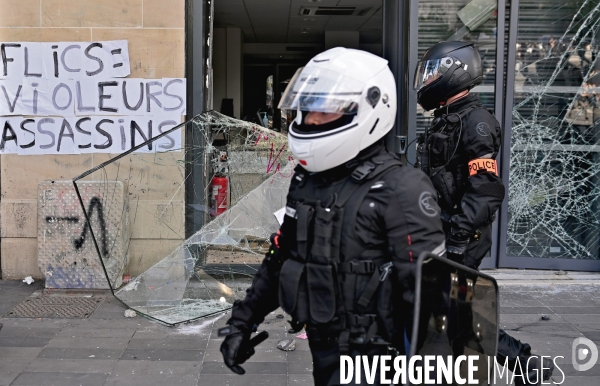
[220,47,446,386]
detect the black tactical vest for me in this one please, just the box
[278,152,402,348]
[416,104,480,210]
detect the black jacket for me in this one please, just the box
[228,143,446,344]
[424,94,505,236]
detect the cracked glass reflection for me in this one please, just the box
[507,0,600,259]
[73,111,294,325]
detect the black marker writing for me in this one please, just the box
[31,82,39,115]
[37,118,56,149]
[76,81,95,112]
[84,43,104,76]
[52,83,72,111]
[75,117,91,149]
[1,84,22,113]
[24,47,41,77]
[118,119,126,151]
[52,45,59,78]
[61,44,81,73]
[131,119,152,150]
[1,43,20,77]
[57,119,75,152]
[122,81,143,111]
[111,48,123,68]
[19,119,35,149]
[158,120,177,149]
[94,119,113,149]
[163,79,184,111]
[98,81,118,112]
[146,81,162,112]
[0,121,18,151]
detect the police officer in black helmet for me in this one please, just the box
[220,47,447,386]
[415,41,554,385]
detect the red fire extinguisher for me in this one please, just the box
[210,173,228,216]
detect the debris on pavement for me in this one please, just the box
[124,309,137,318]
[277,338,296,351]
[22,276,35,285]
[540,315,550,321]
[295,332,308,340]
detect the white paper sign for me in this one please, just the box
[0,40,185,155]
[1,78,186,117]
[0,115,182,155]
[1,40,130,79]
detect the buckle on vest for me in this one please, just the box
[348,313,376,327]
[351,162,376,181]
[340,260,376,274]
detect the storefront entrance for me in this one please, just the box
[204,0,600,271]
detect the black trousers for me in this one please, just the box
[448,224,532,366]
[308,339,393,386]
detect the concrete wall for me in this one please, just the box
[0,0,186,280]
[213,27,242,118]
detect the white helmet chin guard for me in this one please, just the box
[279,47,397,173]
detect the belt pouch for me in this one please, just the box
[311,206,335,264]
[279,259,309,323]
[306,262,336,324]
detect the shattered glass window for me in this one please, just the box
[73,111,294,325]
[507,0,600,259]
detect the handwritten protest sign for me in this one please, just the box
[0,40,185,155]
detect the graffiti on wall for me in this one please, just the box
[38,181,129,289]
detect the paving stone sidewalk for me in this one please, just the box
[1,276,600,386]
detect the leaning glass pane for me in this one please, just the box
[73,112,294,325]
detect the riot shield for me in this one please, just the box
[410,252,498,385]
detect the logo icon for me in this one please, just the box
[476,122,491,137]
[572,337,598,371]
[419,191,438,217]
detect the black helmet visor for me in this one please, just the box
[414,56,455,91]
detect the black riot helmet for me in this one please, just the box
[414,41,483,111]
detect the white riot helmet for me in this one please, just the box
[278,47,397,172]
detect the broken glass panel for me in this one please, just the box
[507,0,600,259]
[73,111,294,325]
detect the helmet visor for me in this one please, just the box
[414,57,454,91]
[278,67,364,114]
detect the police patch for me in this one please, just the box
[419,191,438,217]
[476,122,491,137]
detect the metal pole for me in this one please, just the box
[497,0,520,267]
[185,0,208,239]
[484,0,507,269]
[383,0,411,160]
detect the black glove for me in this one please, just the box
[446,232,470,256]
[220,324,253,375]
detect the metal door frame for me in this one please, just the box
[481,0,507,269]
